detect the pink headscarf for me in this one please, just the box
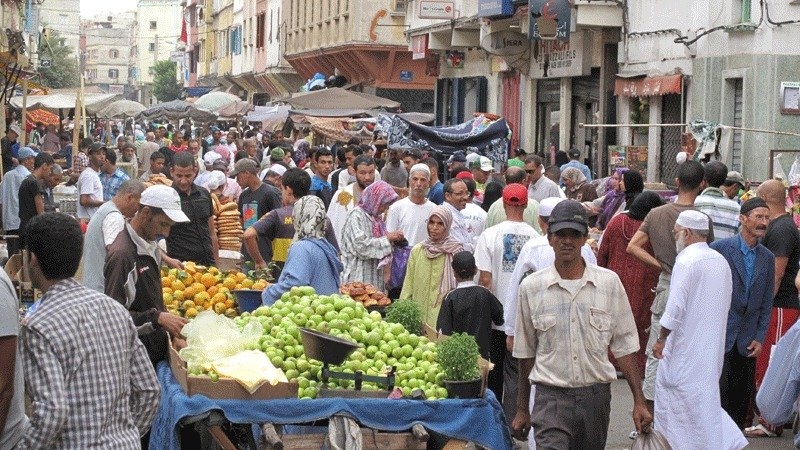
[357,180,398,239]
[420,206,463,305]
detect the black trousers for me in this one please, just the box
[502,353,519,426]
[720,348,756,429]
[487,329,506,402]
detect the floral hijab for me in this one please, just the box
[293,196,327,240]
[356,180,398,238]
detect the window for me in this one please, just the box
[394,0,407,13]
[230,26,241,55]
[256,13,265,48]
[109,49,119,58]
[148,42,155,52]
[108,69,119,79]
[149,21,157,30]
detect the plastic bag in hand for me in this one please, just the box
[631,430,671,450]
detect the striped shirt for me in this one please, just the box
[513,263,639,388]
[694,187,740,240]
[340,207,393,292]
[18,278,160,449]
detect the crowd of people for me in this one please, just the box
[1,116,800,450]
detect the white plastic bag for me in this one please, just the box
[179,310,263,372]
[630,430,671,450]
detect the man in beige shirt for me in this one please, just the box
[512,199,651,449]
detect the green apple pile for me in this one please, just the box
[233,286,448,400]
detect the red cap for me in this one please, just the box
[455,170,473,180]
[503,183,528,206]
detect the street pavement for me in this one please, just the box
[605,379,795,449]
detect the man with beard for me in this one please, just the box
[327,154,376,245]
[709,197,775,429]
[652,210,747,450]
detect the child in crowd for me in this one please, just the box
[436,251,503,360]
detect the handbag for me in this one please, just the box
[389,245,411,290]
[630,430,671,450]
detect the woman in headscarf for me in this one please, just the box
[340,180,404,292]
[595,168,629,230]
[562,166,598,202]
[261,196,343,305]
[400,206,464,329]
[597,191,664,371]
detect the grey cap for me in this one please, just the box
[725,171,745,187]
[548,199,588,235]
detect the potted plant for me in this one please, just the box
[436,332,483,399]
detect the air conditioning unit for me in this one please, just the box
[393,0,407,14]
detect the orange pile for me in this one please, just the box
[161,261,269,319]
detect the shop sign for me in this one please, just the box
[399,71,414,82]
[530,31,588,79]
[478,0,514,18]
[411,34,428,60]
[480,30,528,56]
[529,0,571,41]
[419,1,455,19]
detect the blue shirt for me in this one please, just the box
[261,238,343,305]
[100,167,131,201]
[428,181,444,205]
[755,319,800,448]
[738,234,756,299]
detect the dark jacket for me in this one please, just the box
[710,235,775,356]
[105,223,168,364]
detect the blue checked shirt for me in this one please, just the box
[18,278,160,449]
[100,167,131,201]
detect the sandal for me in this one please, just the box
[744,424,778,438]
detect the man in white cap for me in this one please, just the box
[1,146,37,254]
[104,184,191,365]
[652,210,747,450]
[386,162,435,248]
[327,154,377,245]
[470,155,495,196]
[503,196,597,445]
[195,151,222,188]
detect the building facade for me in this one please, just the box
[83,14,135,98]
[38,0,81,53]
[135,0,184,104]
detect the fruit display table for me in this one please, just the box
[148,362,514,450]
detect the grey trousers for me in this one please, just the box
[532,383,611,450]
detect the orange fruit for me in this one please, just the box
[208,266,220,275]
[207,285,219,297]
[191,282,205,293]
[171,280,185,292]
[201,273,217,289]
[162,277,172,288]
[241,278,254,289]
[185,307,198,318]
[194,291,210,304]
[173,290,185,302]
[224,298,235,309]
[222,277,237,290]
[214,302,226,314]
[235,272,247,282]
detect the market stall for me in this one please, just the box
[150,363,512,450]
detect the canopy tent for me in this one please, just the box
[304,116,377,142]
[9,92,120,114]
[96,99,146,119]
[136,100,218,122]
[385,115,511,163]
[25,109,59,126]
[243,105,290,131]
[286,87,400,110]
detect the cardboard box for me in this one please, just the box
[169,344,298,400]
[276,430,426,450]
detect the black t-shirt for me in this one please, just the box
[762,214,800,308]
[166,185,215,265]
[436,284,504,360]
[18,175,42,237]
[238,182,281,262]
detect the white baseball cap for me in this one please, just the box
[140,185,190,223]
[203,151,222,166]
[8,124,21,136]
[477,156,493,172]
[539,197,565,218]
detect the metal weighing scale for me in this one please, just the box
[299,327,396,398]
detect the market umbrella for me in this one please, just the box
[287,87,400,110]
[216,99,253,118]
[136,99,217,122]
[25,108,59,126]
[96,99,145,119]
[194,91,242,112]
